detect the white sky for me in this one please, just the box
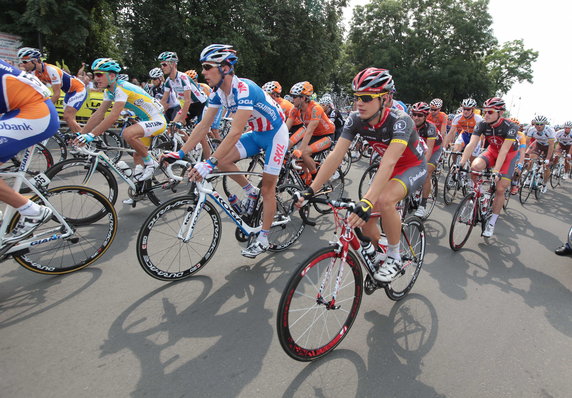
[344,0,571,125]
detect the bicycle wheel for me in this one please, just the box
[145,161,189,206]
[534,176,544,200]
[267,184,307,252]
[136,196,221,281]
[502,188,510,211]
[101,130,124,163]
[43,133,68,163]
[222,156,264,200]
[339,150,352,177]
[519,172,533,204]
[313,167,345,214]
[443,167,458,205]
[276,247,363,361]
[550,166,561,188]
[424,175,438,218]
[358,163,378,199]
[384,216,426,301]
[449,193,476,251]
[9,186,117,274]
[44,158,119,207]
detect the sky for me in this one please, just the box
[344,0,571,125]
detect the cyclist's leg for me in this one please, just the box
[493,151,517,215]
[125,118,167,165]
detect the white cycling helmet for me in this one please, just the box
[318,94,333,106]
[149,68,163,79]
[564,121,572,128]
[533,115,548,124]
[18,47,42,60]
[461,98,477,108]
[430,98,443,108]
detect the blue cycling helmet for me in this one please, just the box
[18,47,42,60]
[91,58,121,73]
[199,44,238,65]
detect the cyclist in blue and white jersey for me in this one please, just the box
[148,67,180,122]
[76,58,166,182]
[163,44,288,258]
[525,115,555,192]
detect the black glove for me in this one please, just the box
[352,198,373,222]
[293,187,314,205]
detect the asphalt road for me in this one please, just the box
[1,159,571,398]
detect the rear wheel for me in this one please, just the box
[276,247,363,361]
[519,171,533,204]
[449,193,476,251]
[267,184,307,252]
[550,165,561,188]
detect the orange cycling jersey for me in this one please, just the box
[288,100,335,136]
[34,63,85,94]
[0,62,51,113]
[451,113,483,134]
[275,96,294,115]
[427,111,447,132]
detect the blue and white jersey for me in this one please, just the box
[208,76,285,132]
[392,99,408,113]
[525,124,555,145]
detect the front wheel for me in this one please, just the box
[443,167,459,205]
[384,216,426,301]
[10,186,118,274]
[267,184,307,252]
[276,247,363,361]
[449,193,476,251]
[136,197,221,281]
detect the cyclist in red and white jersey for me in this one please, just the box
[554,121,572,178]
[461,97,519,238]
[18,47,86,133]
[525,115,555,192]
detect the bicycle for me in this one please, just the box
[136,161,307,281]
[449,169,497,250]
[550,156,566,188]
[443,160,470,205]
[0,145,118,274]
[276,197,426,361]
[519,157,546,204]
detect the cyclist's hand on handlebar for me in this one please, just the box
[189,159,215,181]
[348,198,373,228]
[74,132,95,146]
[293,187,314,208]
[161,150,185,165]
[292,149,302,159]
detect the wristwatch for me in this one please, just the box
[208,156,218,166]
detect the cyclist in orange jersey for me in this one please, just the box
[426,98,448,138]
[18,47,86,133]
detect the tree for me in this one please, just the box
[485,39,538,95]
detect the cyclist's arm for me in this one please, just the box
[81,100,112,133]
[91,101,126,136]
[160,88,169,112]
[547,138,555,161]
[51,83,62,104]
[444,125,458,147]
[299,120,319,149]
[460,135,480,165]
[180,107,220,153]
[363,142,406,202]
[210,109,251,160]
[285,117,294,130]
[309,137,352,193]
[174,90,192,124]
[439,119,447,138]
[492,139,514,173]
[425,139,435,162]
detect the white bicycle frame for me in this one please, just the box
[0,145,75,254]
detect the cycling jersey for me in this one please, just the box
[34,63,85,94]
[427,111,447,132]
[103,81,164,121]
[555,129,572,146]
[451,113,484,134]
[288,100,335,136]
[392,99,408,113]
[0,60,59,162]
[164,71,207,104]
[416,121,442,149]
[525,125,555,146]
[275,96,294,116]
[208,76,285,132]
[472,118,519,152]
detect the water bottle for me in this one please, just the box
[361,241,376,260]
[116,160,132,177]
[228,194,242,214]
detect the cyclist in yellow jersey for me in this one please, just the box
[76,58,166,182]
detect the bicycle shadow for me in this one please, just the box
[281,294,443,398]
[100,262,275,397]
[0,267,101,328]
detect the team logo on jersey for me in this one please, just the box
[134,99,144,106]
[273,144,286,164]
[488,136,504,146]
[238,81,248,94]
[394,120,407,132]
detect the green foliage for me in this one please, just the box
[485,39,538,95]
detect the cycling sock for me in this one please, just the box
[489,213,499,226]
[17,200,42,217]
[386,243,401,262]
[258,229,270,245]
[420,197,428,207]
[142,155,153,165]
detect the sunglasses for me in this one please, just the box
[430,108,439,111]
[201,63,218,71]
[463,107,473,111]
[484,110,498,115]
[535,123,545,126]
[160,63,169,67]
[411,112,426,117]
[353,92,388,103]
[94,72,106,78]
[291,95,304,99]
[20,60,33,64]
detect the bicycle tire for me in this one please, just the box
[44,158,119,209]
[145,162,189,206]
[136,196,221,281]
[313,167,345,215]
[9,185,117,275]
[519,172,533,204]
[339,150,352,177]
[222,157,264,200]
[43,133,68,163]
[443,167,458,205]
[101,130,123,163]
[384,216,426,301]
[449,193,476,251]
[502,188,510,211]
[358,163,378,199]
[534,176,544,200]
[424,175,438,218]
[266,184,307,252]
[276,247,363,361]
[550,166,561,188]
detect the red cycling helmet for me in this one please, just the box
[410,102,431,115]
[352,67,394,93]
[483,97,506,111]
